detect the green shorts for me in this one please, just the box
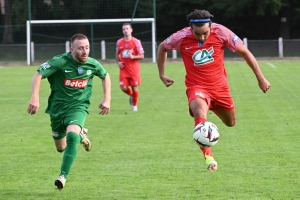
[50,109,87,140]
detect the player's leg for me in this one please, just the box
[130,75,141,111]
[214,109,236,127]
[131,86,138,111]
[120,85,132,96]
[54,127,90,152]
[54,137,66,153]
[120,74,133,104]
[210,86,236,127]
[54,110,89,190]
[50,116,67,153]
[187,89,217,172]
[190,98,217,172]
[212,91,236,127]
[55,124,81,191]
[50,116,68,190]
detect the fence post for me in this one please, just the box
[278,37,283,58]
[65,41,70,52]
[101,40,106,60]
[172,50,177,59]
[31,42,34,62]
[243,38,248,49]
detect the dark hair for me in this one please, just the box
[122,22,132,28]
[187,9,214,28]
[70,34,88,44]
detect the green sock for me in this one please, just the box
[59,132,80,179]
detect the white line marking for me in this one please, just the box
[267,62,276,68]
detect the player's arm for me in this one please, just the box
[115,44,124,68]
[99,73,111,115]
[236,45,271,93]
[129,53,144,60]
[27,72,43,115]
[157,42,174,87]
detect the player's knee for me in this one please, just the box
[120,86,127,92]
[57,148,65,153]
[224,119,236,127]
[66,132,79,144]
[55,142,66,152]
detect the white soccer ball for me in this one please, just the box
[193,122,220,147]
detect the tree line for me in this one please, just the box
[1,0,300,44]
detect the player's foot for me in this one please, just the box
[55,175,66,191]
[205,155,218,172]
[80,128,92,151]
[129,96,133,105]
[132,106,138,112]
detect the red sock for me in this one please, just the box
[123,87,133,96]
[200,146,214,159]
[194,118,214,159]
[132,90,139,106]
[194,117,206,127]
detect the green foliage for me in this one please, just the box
[7,0,300,24]
[11,0,28,24]
[3,0,300,42]
[1,60,300,199]
[207,0,282,17]
[137,0,154,18]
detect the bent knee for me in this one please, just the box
[120,86,127,92]
[57,148,65,153]
[224,119,236,127]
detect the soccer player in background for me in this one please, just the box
[156,9,271,172]
[116,22,145,111]
[27,34,111,190]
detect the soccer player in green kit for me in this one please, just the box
[27,34,111,190]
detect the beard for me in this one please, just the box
[74,53,88,63]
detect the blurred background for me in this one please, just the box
[1,0,300,64]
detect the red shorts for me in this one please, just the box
[186,87,235,117]
[119,72,141,86]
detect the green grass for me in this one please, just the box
[0,60,300,199]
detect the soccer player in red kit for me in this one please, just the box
[116,23,145,111]
[157,9,271,171]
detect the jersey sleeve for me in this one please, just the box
[163,28,190,50]
[37,58,61,78]
[212,23,243,52]
[94,60,108,79]
[116,39,121,54]
[133,38,145,55]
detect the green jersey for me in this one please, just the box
[38,52,108,117]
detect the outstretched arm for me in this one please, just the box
[99,73,111,115]
[27,72,43,115]
[157,42,174,87]
[236,45,271,93]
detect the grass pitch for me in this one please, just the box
[0,60,300,199]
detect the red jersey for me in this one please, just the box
[116,37,144,76]
[163,23,243,89]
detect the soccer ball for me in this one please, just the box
[193,121,220,147]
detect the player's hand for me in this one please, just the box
[27,98,40,115]
[99,100,110,115]
[160,75,174,87]
[128,52,134,59]
[117,62,124,68]
[258,78,271,93]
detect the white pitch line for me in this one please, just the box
[267,62,276,68]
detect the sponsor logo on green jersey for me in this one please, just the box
[64,78,88,88]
